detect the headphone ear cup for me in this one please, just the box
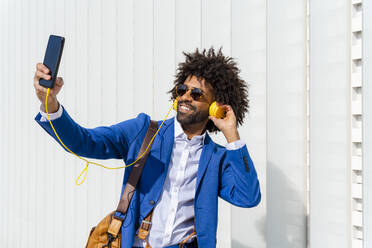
[209,101,226,119]
[173,99,178,111]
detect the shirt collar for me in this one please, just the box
[174,116,206,146]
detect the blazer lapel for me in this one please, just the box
[159,118,175,171]
[195,134,214,192]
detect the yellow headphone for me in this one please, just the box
[172,98,226,119]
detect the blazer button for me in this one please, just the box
[149,200,155,205]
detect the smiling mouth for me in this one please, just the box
[178,103,194,113]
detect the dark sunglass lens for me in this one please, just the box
[190,88,203,100]
[176,85,187,96]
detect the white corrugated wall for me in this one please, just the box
[267,0,308,247]
[309,0,351,247]
[1,0,368,247]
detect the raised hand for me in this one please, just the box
[208,103,240,143]
[33,63,64,113]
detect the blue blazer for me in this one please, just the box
[35,106,261,248]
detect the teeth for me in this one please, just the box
[180,105,191,111]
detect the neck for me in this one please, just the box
[181,120,208,140]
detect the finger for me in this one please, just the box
[208,116,215,122]
[36,63,49,74]
[225,106,233,113]
[217,104,230,112]
[221,104,233,111]
[36,63,43,70]
[208,115,219,123]
[55,77,64,86]
[224,106,234,114]
[35,70,51,80]
[36,63,50,74]
[216,102,230,110]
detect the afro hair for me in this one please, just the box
[168,47,250,133]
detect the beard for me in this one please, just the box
[176,102,209,126]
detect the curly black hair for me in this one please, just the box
[168,47,249,133]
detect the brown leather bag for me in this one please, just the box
[86,120,158,248]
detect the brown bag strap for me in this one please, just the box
[137,209,154,241]
[107,120,158,238]
[117,120,158,214]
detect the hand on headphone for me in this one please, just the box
[208,103,240,143]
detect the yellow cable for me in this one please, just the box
[45,88,174,185]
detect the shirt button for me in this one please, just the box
[149,200,155,205]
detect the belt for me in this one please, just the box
[165,238,198,248]
[132,238,198,248]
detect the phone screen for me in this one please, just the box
[39,35,65,89]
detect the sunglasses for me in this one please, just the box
[176,84,204,101]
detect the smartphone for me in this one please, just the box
[39,35,65,88]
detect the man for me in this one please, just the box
[33,48,261,248]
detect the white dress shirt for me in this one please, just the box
[39,105,245,247]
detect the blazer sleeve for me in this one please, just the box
[34,105,149,160]
[218,145,261,208]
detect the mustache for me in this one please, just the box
[178,101,196,111]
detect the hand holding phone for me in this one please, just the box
[39,35,65,89]
[33,35,65,113]
[33,64,64,113]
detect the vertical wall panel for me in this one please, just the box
[231,0,267,247]
[202,0,231,50]
[175,0,202,64]
[74,0,89,246]
[20,0,28,246]
[117,0,134,118]
[267,0,308,247]
[309,0,351,247]
[27,0,37,245]
[350,1,363,247]
[363,1,372,247]
[6,0,13,245]
[153,0,175,121]
[133,0,153,116]
[0,1,7,245]
[14,0,22,247]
